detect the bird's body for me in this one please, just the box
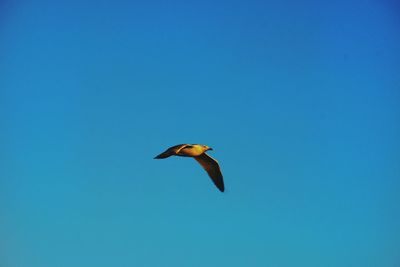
[154,144,225,192]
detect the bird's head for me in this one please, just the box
[202,145,213,151]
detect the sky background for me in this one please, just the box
[1,0,399,266]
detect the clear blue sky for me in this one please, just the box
[1,0,399,266]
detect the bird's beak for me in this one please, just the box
[208,147,213,151]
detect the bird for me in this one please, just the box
[154,144,225,192]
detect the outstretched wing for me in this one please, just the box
[154,144,190,159]
[194,153,224,192]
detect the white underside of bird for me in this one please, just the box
[154,144,225,192]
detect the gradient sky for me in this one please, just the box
[1,0,399,266]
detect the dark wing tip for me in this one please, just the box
[214,174,225,192]
[154,151,172,159]
[218,185,225,192]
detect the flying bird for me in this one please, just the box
[154,144,225,192]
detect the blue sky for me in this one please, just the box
[1,0,399,266]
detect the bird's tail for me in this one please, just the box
[154,151,172,159]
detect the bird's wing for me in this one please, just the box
[154,144,189,159]
[194,153,224,192]
[165,144,192,154]
[174,144,192,154]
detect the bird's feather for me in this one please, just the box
[194,153,225,192]
[154,144,188,159]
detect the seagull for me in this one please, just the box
[154,144,225,192]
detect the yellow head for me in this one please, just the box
[202,145,213,151]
